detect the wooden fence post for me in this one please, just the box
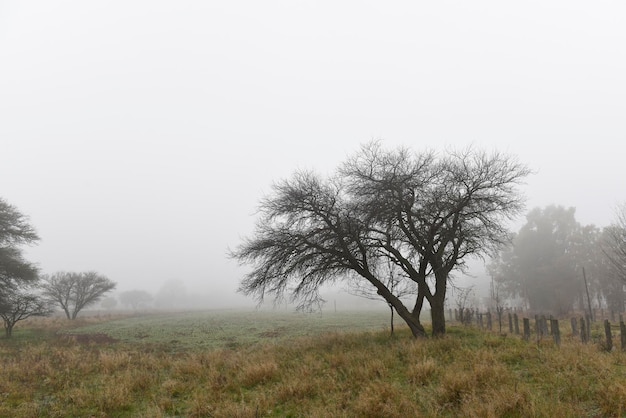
[620,321,626,351]
[551,319,561,347]
[580,317,588,344]
[604,320,613,352]
[523,318,530,341]
[535,315,541,339]
[508,312,513,333]
[486,311,492,331]
[513,313,519,334]
[571,317,578,336]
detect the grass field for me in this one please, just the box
[1,310,626,417]
[59,309,395,350]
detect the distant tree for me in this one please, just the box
[490,206,584,314]
[454,286,476,325]
[100,296,118,310]
[232,142,529,337]
[41,271,116,319]
[154,279,187,310]
[0,290,51,337]
[603,203,626,284]
[119,290,152,311]
[0,198,39,296]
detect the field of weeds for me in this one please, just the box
[1,311,626,417]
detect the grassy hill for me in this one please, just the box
[0,311,625,417]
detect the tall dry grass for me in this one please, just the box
[1,318,625,416]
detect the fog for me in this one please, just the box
[1,2,624,309]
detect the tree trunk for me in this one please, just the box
[430,296,446,337]
[428,270,447,337]
[393,307,426,337]
[5,324,12,338]
[367,272,427,338]
[388,304,395,337]
[386,303,425,338]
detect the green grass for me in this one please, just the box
[61,309,395,350]
[1,311,626,417]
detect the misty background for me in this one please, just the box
[1,1,624,310]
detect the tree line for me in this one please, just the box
[0,198,115,337]
[489,204,626,315]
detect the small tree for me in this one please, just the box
[154,279,187,310]
[603,203,626,283]
[454,286,476,326]
[100,296,118,310]
[119,290,152,311]
[0,291,51,337]
[0,198,39,292]
[41,271,116,319]
[347,258,417,336]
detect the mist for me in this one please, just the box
[1,1,624,308]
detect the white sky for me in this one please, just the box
[1,1,624,303]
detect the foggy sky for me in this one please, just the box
[1,1,625,305]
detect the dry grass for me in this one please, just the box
[1,315,626,417]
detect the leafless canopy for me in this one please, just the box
[0,291,51,337]
[41,271,116,319]
[231,142,529,337]
[603,203,626,281]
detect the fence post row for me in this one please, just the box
[461,310,626,351]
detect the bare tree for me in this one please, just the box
[100,296,118,310]
[454,286,476,326]
[119,289,152,311]
[41,271,116,319]
[603,203,626,283]
[231,142,529,337]
[0,291,51,337]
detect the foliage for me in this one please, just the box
[0,198,39,293]
[41,271,116,319]
[1,312,626,417]
[0,198,46,337]
[232,142,530,336]
[490,206,582,313]
[490,205,625,314]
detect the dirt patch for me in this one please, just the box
[63,333,119,344]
